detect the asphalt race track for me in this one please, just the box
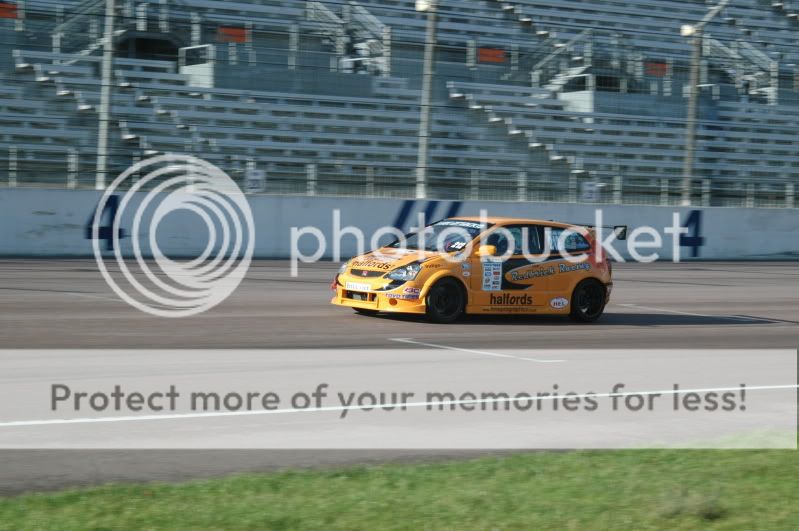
[3,260,798,349]
[0,260,797,495]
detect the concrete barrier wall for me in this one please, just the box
[1,188,798,260]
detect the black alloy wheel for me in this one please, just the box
[569,280,606,323]
[425,278,465,324]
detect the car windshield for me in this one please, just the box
[388,220,490,252]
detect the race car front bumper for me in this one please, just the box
[331,276,427,314]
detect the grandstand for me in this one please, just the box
[0,0,797,207]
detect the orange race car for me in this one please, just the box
[331,217,626,323]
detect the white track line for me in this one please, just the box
[390,338,566,363]
[618,304,773,323]
[68,292,122,303]
[0,384,794,428]
[0,289,120,303]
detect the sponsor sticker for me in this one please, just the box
[550,297,569,310]
[438,220,485,230]
[490,293,533,306]
[403,287,422,296]
[345,282,371,292]
[385,286,421,300]
[482,261,503,292]
[352,260,392,271]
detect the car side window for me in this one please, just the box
[486,225,543,255]
[484,230,512,255]
[521,225,543,255]
[548,228,591,253]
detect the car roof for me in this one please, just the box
[448,216,580,229]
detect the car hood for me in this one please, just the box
[348,248,441,272]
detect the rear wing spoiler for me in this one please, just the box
[567,224,628,241]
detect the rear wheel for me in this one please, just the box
[569,280,606,323]
[425,278,465,324]
[353,308,379,317]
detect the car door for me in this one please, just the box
[468,224,551,313]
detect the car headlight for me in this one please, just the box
[387,262,422,282]
[338,261,350,274]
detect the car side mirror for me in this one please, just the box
[476,245,497,257]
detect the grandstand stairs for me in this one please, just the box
[703,35,779,105]
[448,80,590,197]
[768,1,799,23]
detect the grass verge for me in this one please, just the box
[1,448,797,530]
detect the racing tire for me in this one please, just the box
[353,308,379,317]
[569,279,606,323]
[425,278,465,324]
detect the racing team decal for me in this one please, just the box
[482,259,593,292]
[558,263,591,273]
[550,297,569,309]
[508,265,556,283]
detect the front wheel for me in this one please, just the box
[569,280,606,323]
[425,279,465,324]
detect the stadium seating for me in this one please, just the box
[0,0,796,207]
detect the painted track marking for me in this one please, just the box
[618,304,775,323]
[389,338,566,363]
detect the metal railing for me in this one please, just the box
[1,155,795,209]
